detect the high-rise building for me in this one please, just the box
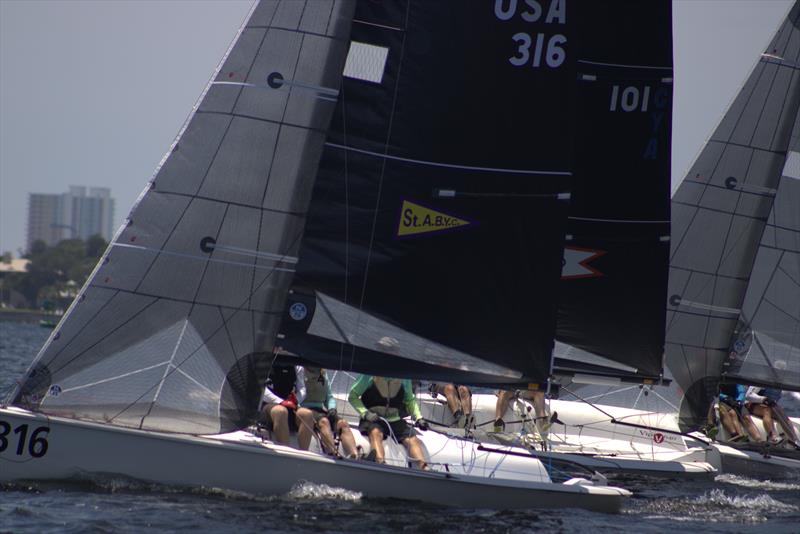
[26,186,115,251]
[27,194,63,249]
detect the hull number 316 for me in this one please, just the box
[0,421,50,458]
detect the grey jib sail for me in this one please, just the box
[666,1,800,429]
[725,126,800,390]
[10,0,356,434]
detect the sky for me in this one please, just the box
[0,0,795,256]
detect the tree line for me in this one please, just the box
[2,235,107,311]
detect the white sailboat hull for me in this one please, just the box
[711,442,800,479]
[0,407,629,513]
[415,395,717,478]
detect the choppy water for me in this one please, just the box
[2,321,800,533]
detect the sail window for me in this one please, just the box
[343,41,388,84]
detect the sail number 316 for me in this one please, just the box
[0,421,49,458]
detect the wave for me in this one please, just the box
[716,474,800,492]
[288,481,362,502]
[628,489,797,524]
[2,474,362,504]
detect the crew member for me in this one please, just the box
[745,386,798,445]
[301,366,359,458]
[348,375,429,469]
[261,363,315,449]
[429,383,473,428]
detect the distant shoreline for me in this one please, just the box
[0,309,61,324]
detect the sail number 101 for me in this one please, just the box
[0,421,49,458]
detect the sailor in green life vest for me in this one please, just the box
[348,375,429,469]
[301,366,359,458]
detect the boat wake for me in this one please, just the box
[287,481,362,502]
[628,489,797,524]
[715,474,800,491]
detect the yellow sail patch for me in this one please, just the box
[397,200,472,237]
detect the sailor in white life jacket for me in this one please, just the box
[261,363,315,450]
[745,386,799,446]
[300,366,359,458]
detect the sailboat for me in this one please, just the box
[0,0,679,511]
[666,0,800,477]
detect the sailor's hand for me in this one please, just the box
[364,410,380,423]
[415,418,429,431]
[327,408,338,420]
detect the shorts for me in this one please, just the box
[359,417,417,442]
[310,408,342,430]
[719,396,742,413]
[262,403,298,432]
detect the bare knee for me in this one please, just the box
[270,405,288,420]
[443,384,456,396]
[318,417,332,432]
[457,385,470,397]
[369,427,384,441]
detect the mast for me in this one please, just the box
[11,0,357,434]
[666,1,800,429]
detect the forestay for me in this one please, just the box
[10,0,356,434]
[666,1,800,429]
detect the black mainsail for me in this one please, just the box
[284,1,674,387]
[281,0,574,386]
[666,1,800,429]
[556,1,672,380]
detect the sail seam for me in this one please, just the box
[49,297,162,377]
[352,19,405,32]
[707,138,787,154]
[153,189,306,217]
[778,262,800,288]
[670,265,748,282]
[671,200,768,222]
[245,26,349,43]
[194,110,329,135]
[324,142,572,176]
[680,179,777,198]
[576,59,671,71]
[89,285,283,314]
[35,289,123,370]
[188,204,231,318]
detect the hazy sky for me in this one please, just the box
[0,0,795,255]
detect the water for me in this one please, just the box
[2,322,799,533]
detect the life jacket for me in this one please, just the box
[303,368,329,407]
[719,383,744,402]
[757,387,782,403]
[360,377,407,420]
[266,364,296,399]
